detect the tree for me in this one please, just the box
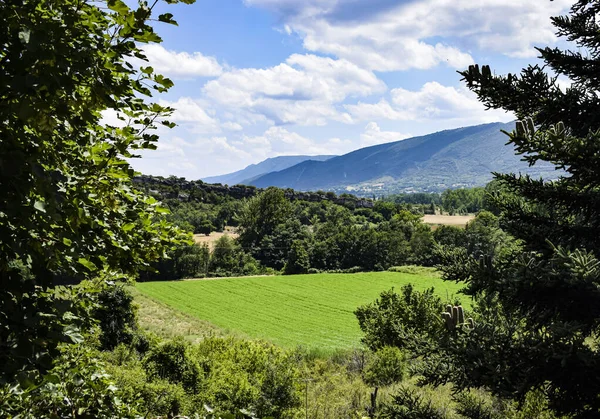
[283,240,310,275]
[0,0,191,398]
[237,187,292,249]
[209,235,242,275]
[390,2,600,417]
[197,219,215,236]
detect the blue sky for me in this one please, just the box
[123,0,574,179]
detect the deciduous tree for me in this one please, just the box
[0,0,191,389]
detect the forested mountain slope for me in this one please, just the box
[249,122,558,193]
[202,155,335,186]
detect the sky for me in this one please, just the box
[124,0,575,180]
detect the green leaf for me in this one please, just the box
[107,0,129,15]
[62,238,72,246]
[34,200,46,213]
[158,13,178,25]
[64,324,84,344]
[122,223,136,231]
[78,258,97,272]
[140,66,154,75]
[18,29,31,44]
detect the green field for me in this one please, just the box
[136,270,466,350]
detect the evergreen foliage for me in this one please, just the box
[359,2,600,417]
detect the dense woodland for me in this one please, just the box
[2,1,600,418]
[134,175,500,280]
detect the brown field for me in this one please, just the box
[422,214,475,227]
[193,227,238,250]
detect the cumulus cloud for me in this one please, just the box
[299,22,474,71]
[222,121,244,131]
[345,100,411,122]
[246,0,572,70]
[132,134,255,179]
[390,81,512,122]
[347,82,513,124]
[203,54,383,125]
[242,126,353,158]
[141,44,223,78]
[159,97,221,134]
[360,122,410,146]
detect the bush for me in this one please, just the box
[0,345,139,418]
[355,285,445,351]
[195,337,301,418]
[105,360,192,418]
[362,346,406,387]
[94,284,137,350]
[143,338,204,393]
[379,387,447,419]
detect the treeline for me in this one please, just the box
[383,182,500,215]
[136,175,499,238]
[139,183,506,280]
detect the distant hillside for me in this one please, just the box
[202,155,335,186]
[250,122,558,194]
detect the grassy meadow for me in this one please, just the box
[135,269,467,351]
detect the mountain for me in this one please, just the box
[202,155,336,186]
[249,122,558,194]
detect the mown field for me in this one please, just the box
[422,214,475,226]
[136,270,466,351]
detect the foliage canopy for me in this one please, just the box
[359,1,600,417]
[0,0,191,395]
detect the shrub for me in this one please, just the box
[94,284,137,350]
[362,346,406,387]
[143,338,204,393]
[0,345,139,418]
[105,360,192,418]
[355,285,445,351]
[196,337,301,418]
[379,387,447,419]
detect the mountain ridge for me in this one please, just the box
[202,154,335,185]
[247,122,558,194]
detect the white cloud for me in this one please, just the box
[203,53,383,125]
[243,126,353,158]
[345,99,411,121]
[132,134,255,179]
[247,0,572,71]
[159,97,221,134]
[299,22,474,71]
[100,109,126,127]
[360,122,410,146]
[390,81,512,122]
[347,82,514,125]
[222,121,244,131]
[555,75,573,93]
[141,44,223,78]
